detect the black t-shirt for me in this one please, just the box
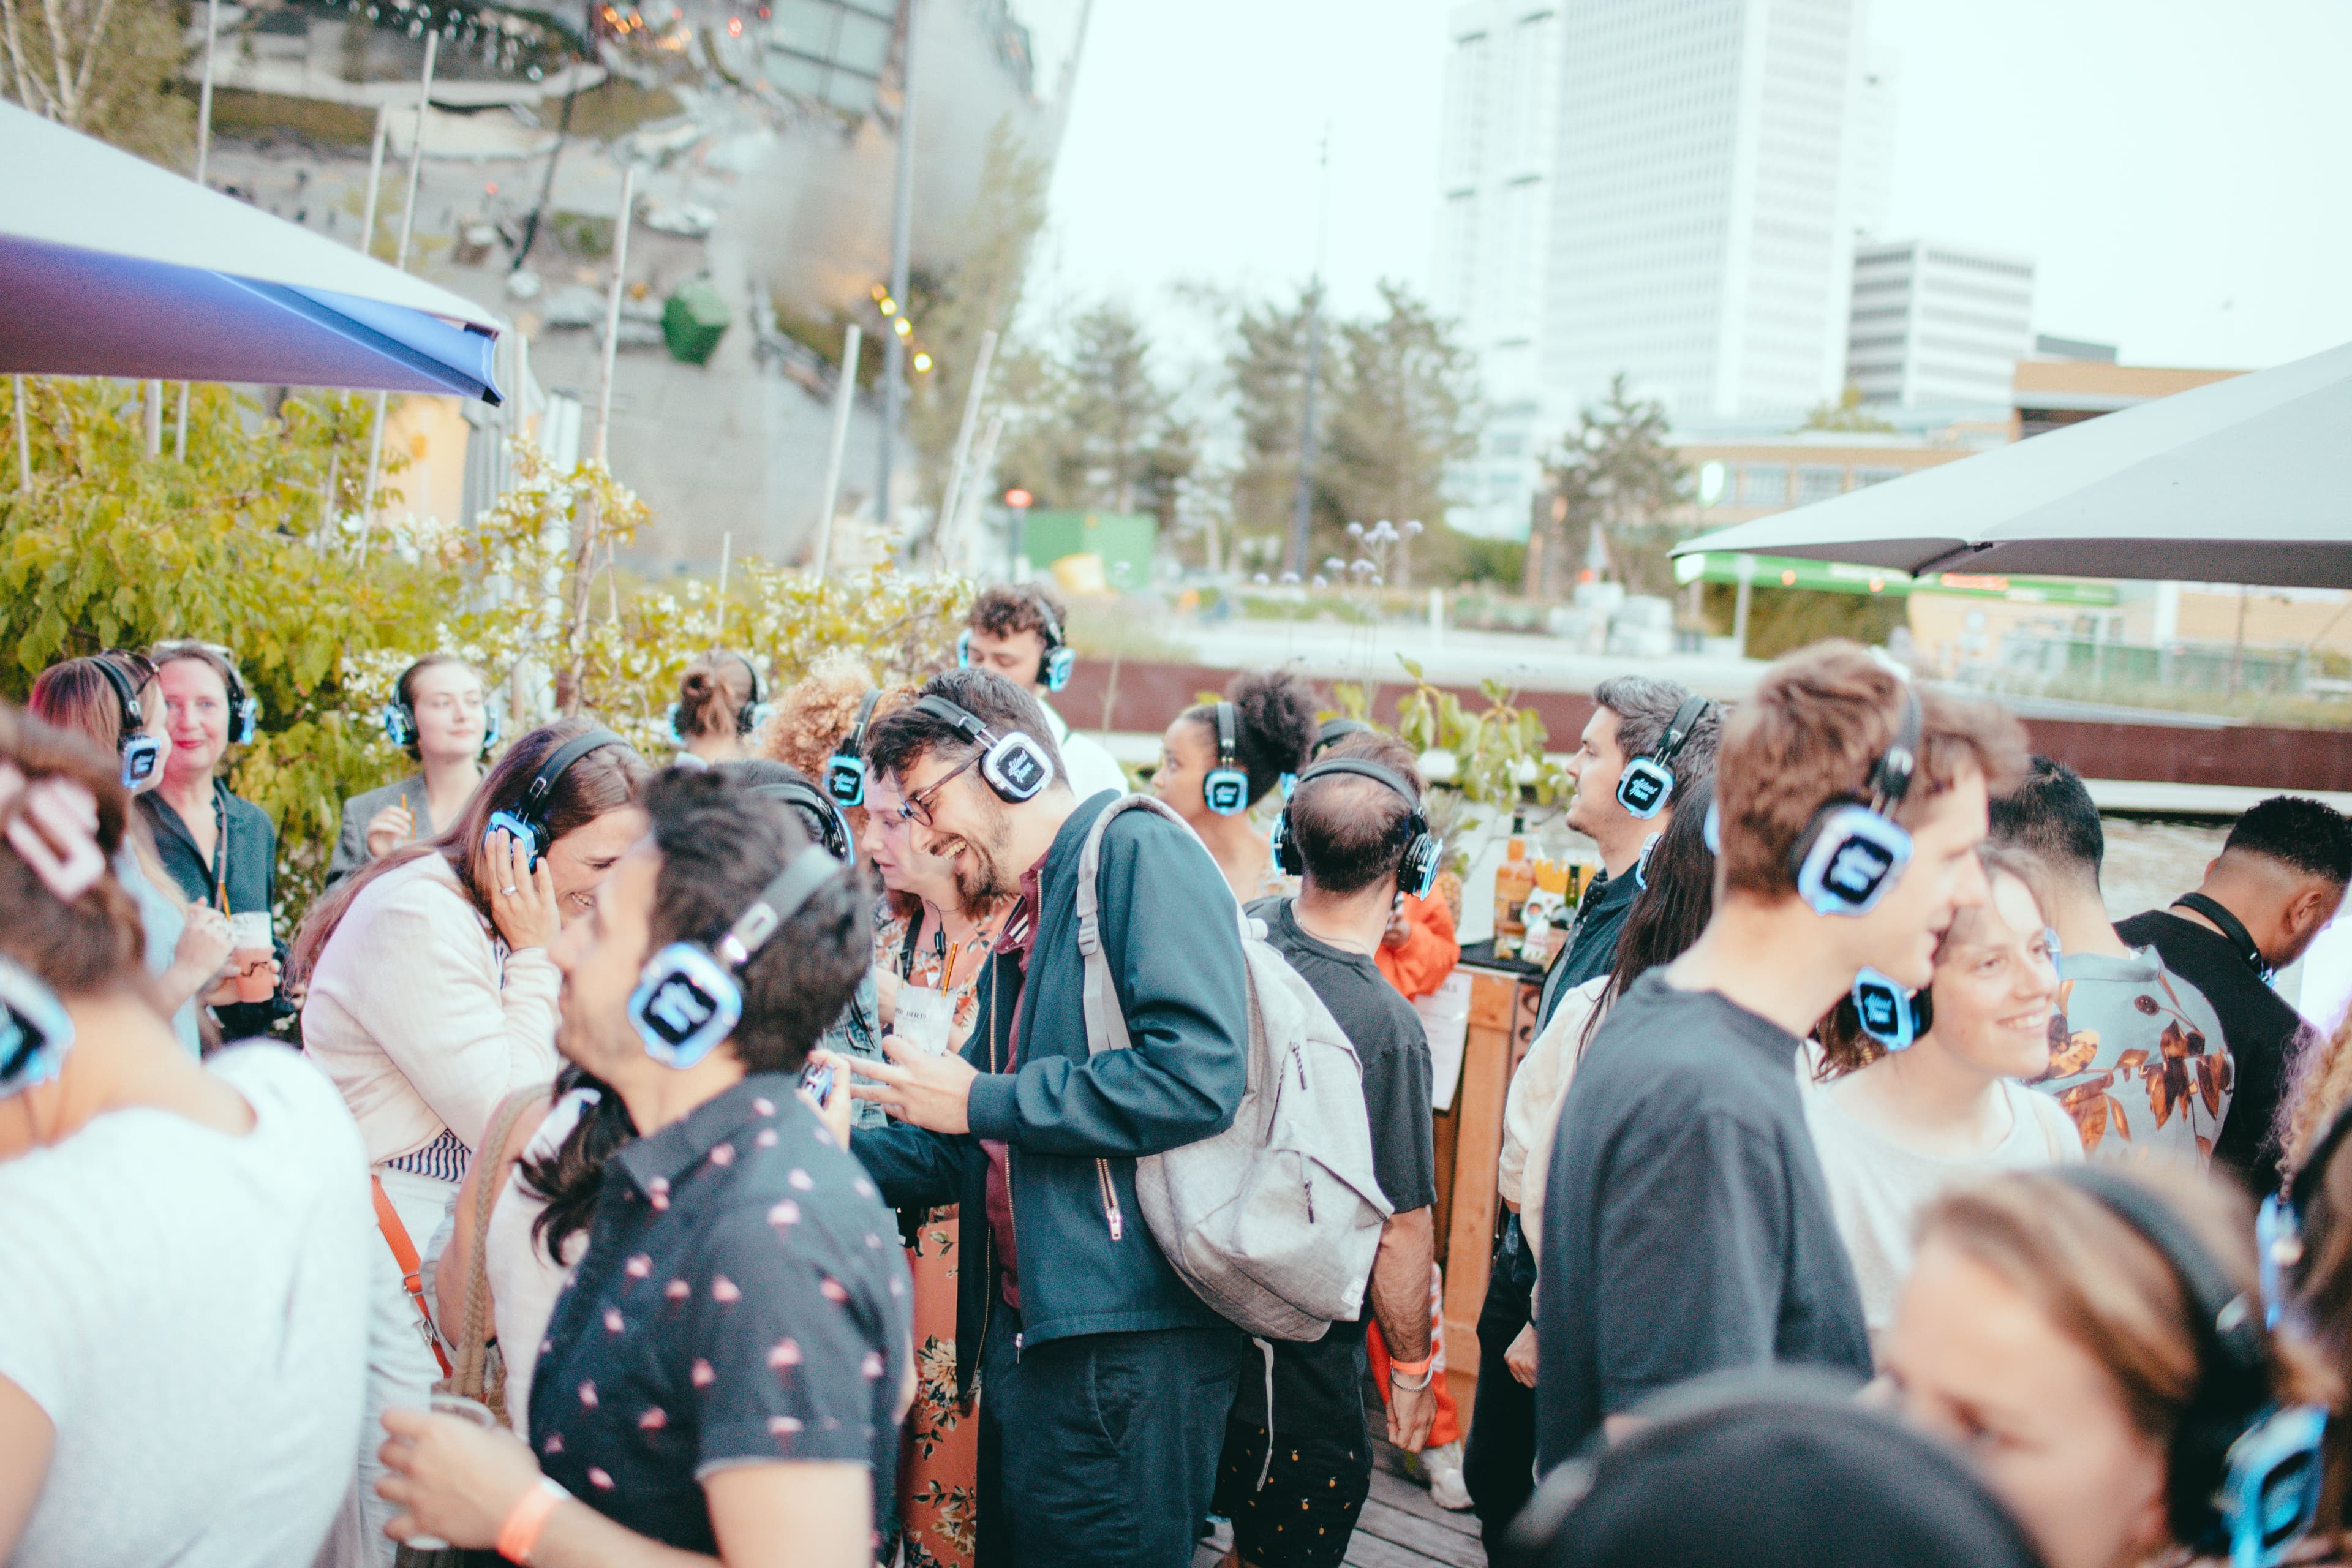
[1235,897,1438,1439]
[1534,972,1871,1470]
[530,1074,912,1556]
[2116,908,2315,1196]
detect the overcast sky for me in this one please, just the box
[1028,0,2352,374]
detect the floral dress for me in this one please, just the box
[873,896,1011,1568]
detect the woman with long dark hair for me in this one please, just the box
[1466,775,1719,1544]
[293,717,650,1558]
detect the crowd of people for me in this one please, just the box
[5,579,2352,1568]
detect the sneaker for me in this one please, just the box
[1422,1439,1473,1511]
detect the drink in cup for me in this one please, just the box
[401,1394,502,1551]
[892,984,955,1056]
[228,911,275,1002]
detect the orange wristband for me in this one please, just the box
[496,1476,568,1564]
[1389,1355,1434,1378]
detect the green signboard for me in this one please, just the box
[1019,510,1158,590]
[1673,551,2117,606]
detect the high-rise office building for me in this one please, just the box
[1845,238,2035,412]
[1434,0,1879,538]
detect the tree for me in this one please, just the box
[1534,374,1689,600]
[1801,383,1898,434]
[1221,284,1332,557]
[1321,280,1480,588]
[1,0,192,166]
[1,375,971,938]
[996,299,1193,520]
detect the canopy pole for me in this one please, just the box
[812,323,862,580]
[935,326,998,564]
[592,164,636,464]
[179,0,215,474]
[360,104,390,255]
[144,380,162,458]
[12,377,29,491]
[359,36,439,548]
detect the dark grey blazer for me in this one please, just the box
[325,774,432,888]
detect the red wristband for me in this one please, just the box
[496,1477,568,1564]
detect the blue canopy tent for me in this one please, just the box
[0,100,502,403]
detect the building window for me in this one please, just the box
[1796,466,1843,503]
[1738,464,1789,507]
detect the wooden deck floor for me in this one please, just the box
[1196,1443,1487,1568]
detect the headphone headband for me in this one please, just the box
[1869,683,1923,809]
[1651,693,1713,766]
[916,694,997,747]
[1215,701,1237,769]
[92,653,143,731]
[522,728,625,809]
[847,688,881,752]
[746,776,852,863]
[714,845,843,967]
[1312,717,1372,758]
[1291,756,1419,810]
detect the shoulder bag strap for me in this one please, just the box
[452,1089,540,1400]
[372,1175,454,1381]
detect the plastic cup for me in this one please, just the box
[228,911,274,1002]
[892,984,954,1056]
[401,1395,501,1551]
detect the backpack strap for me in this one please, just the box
[1072,793,1245,1058]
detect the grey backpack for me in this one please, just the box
[1074,795,1392,1341]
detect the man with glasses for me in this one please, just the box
[827,669,1251,1568]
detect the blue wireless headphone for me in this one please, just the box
[1202,700,1251,816]
[2060,1167,2330,1568]
[957,591,1075,693]
[0,959,72,1103]
[92,654,164,795]
[826,689,883,807]
[1788,680,1921,918]
[382,658,502,760]
[627,843,845,1069]
[484,728,632,870]
[1272,757,1442,900]
[1615,694,1713,821]
[668,652,772,745]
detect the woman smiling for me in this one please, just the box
[1804,843,2083,1340]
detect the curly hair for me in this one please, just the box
[762,654,875,781]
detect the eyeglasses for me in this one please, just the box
[896,751,981,829]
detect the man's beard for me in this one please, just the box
[944,797,1020,905]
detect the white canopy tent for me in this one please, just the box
[0,99,502,402]
[1675,341,2352,591]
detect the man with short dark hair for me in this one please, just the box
[960,582,1129,801]
[1987,756,2231,1175]
[1210,730,1439,1568]
[1536,643,2027,1469]
[382,768,908,1561]
[835,668,1251,1568]
[2116,794,2352,1195]
[1537,674,1721,1031]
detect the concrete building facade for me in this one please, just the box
[1434,0,1880,539]
[1845,238,2035,412]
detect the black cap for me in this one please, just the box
[1503,1371,2049,1568]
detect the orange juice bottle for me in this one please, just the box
[1493,813,1534,959]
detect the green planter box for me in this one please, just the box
[662,280,731,366]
